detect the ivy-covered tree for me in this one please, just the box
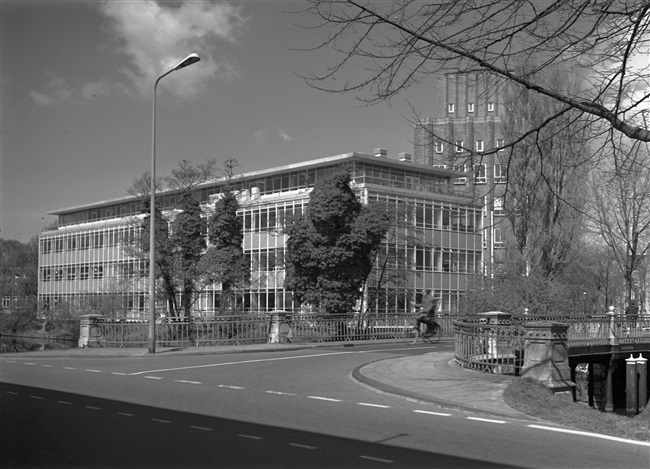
[284,172,390,315]
[172,192,207,318]
[200,165,249,313]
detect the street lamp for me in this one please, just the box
[149,53,200,354]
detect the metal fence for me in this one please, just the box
[96,313,462,348]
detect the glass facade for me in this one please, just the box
[39,152,482,317]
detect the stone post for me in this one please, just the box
[78,313,104,348]
[522,321,575,393]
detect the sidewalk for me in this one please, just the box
[1,340,530,419]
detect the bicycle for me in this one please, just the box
[401,321,441,344]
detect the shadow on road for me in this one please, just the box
[1,382,524,468]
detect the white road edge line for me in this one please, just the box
[527,424,650,447]
[307,396,341,402]
[414,410,452,416]
[466,417,506,424]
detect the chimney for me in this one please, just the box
[373,148,388,158]
[398,152,412,162]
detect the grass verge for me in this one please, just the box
[503,378,649,442]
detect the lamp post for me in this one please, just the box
[149,53,200,354]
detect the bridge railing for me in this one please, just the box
[453,315,650,375]
[93,313,463,348]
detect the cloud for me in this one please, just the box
[28,73,111,106]
[279,131,293,143]
[98,0,247,99]
[254,129,266,145]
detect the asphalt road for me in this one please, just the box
[2,342,648,468]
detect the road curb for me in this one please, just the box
[351,356,534,420]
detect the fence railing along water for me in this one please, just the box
[95,313,460,348]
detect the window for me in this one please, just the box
[448,103,455,113]
[494,163,507,183]
[475,140,484,152]
[494,197,505,216]
[455,141,464,153]
[494,228,504,247]
[473,164,487,184]
[488,102,495,112]
[67,267,76,281]
[468,103,474,113]
[54,269,63,281]
[93,265,103,279]
[80,266,89,280]
[452,164,467,184]
[434,140,443,153]
[496,139,505,151]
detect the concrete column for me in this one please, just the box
[522,321,575,393]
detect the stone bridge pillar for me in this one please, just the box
[522,321,575,393]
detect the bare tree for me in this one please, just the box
[303,0,650,152]
[588,139,650,305]
[501,66,591,278]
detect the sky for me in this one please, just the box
[1,0,435,243]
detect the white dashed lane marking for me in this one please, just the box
[359,455,393,463]
[467,417,506,424]
[358,403,391,408]
[414,410,452,417]
[238,434,263,440]
[289,443,317,450]
[307,396,341,402]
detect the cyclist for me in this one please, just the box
[415,290,439,335]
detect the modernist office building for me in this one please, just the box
[413,71,509,269]
[38,151,483,318]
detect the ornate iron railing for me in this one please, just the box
[453,316,650,375]
[95,313,462,348]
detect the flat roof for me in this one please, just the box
[48,151,467,215]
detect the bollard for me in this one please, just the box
[636,354,648,413]
[625,354,638,416]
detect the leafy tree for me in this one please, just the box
[131,159,220,319]
[304,0,650,150]
[285,172,390,315]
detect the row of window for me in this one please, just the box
[447,102,495,113]
[41,227,139,254]
[431,163,506,185]
[40,259,148,282]
[435,139,505,154]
